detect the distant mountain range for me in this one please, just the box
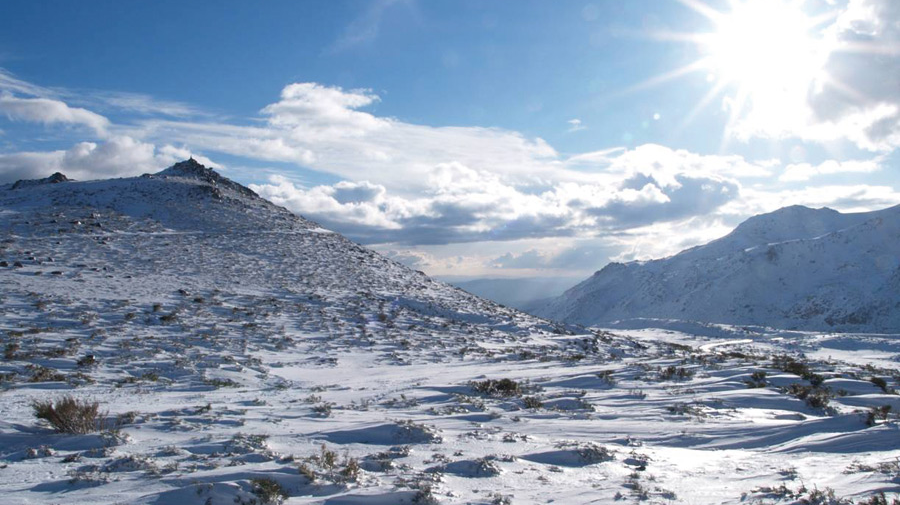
[446,277,580,310]
[532,205,900,332]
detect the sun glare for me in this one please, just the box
[637,0,842,142]
[697,0,832,137]
[705,0,822,96]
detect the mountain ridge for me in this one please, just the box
[533,204,900,332]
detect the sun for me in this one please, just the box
[697,0,833,137]
[632,0,838,142]
[704,0,824,97]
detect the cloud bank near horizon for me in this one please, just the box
[1,70,898,274]
[1,0,899,276]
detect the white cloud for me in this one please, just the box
[585,173,739,228]
[133,85,785,218]
[377,220,739,277]
[125,120,317,165]
[0,72,895,273]
[250,144,755,244]
[382,249,436,270]
[0,68,54,97]
[567,118,586,132]
[254,175,402,230]
[0,136,210,183]
[0,67,203,121]
[734,184,900,215]
[0,92,110,135]
[780,157,883,182]
[261,83,387,134]
[572,143,775,180]
[490,241,622,272]
[131,83,563,193]
[88,91,205,118]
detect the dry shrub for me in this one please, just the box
[32,396,104,434]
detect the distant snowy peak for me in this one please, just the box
[10,171,71,190]
[154,158,257,198]
[717,205,855,248]
[533,204,900,332]
[665,205,899,265]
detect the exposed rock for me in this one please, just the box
[156,159,257,198]
[11,173,71,190]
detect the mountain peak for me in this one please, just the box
[156,158,257,198]
[724,205,849,247]
[759,204,838,218]
[10,172,71,190]
[534,203,900,332]
[157,157,216,179]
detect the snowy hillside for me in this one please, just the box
[0,159,543,330]
[533,205,900,332]
[2,162,900,504]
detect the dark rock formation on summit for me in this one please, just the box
[154,158,257,198]
[11,172,71,190]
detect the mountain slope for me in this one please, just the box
[533,205,900,332]
[3,163,900,504]
[0,159,561,338]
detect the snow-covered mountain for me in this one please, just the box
[3,162,900,504]
[533,205,900,332]
[0,159,558,339]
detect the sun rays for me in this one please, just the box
[633,0,898,149]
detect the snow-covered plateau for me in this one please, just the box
[1,160,899,504]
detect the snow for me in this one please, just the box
[1,163,899,504]
[534,204,900,333]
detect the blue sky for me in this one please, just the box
[1,0,899,279]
